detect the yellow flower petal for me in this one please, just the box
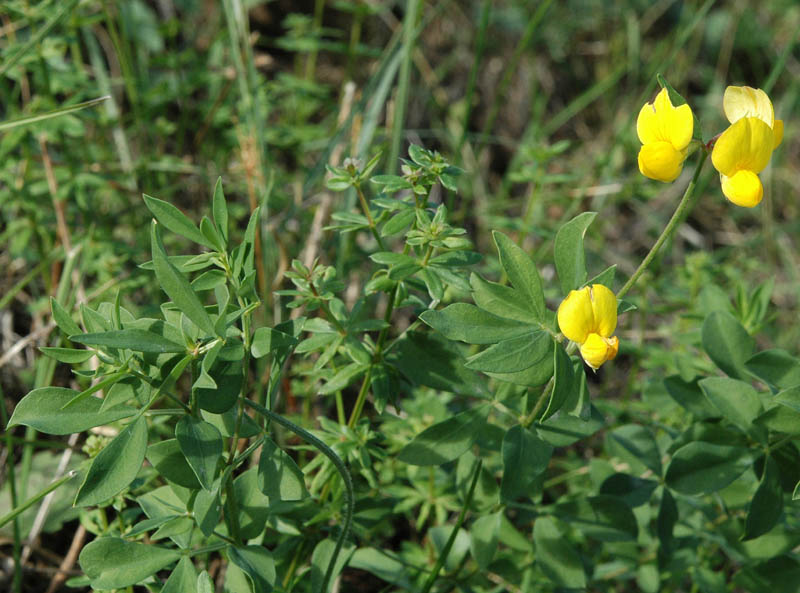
[723,86,774,128]
[636,101,660,145]
[589,284,617,338]
[720,170,763,207]
[580,333,613,370]
[605,336,619,361]
[711,117,775,177]
[773,119,783,150]
[638,141,685,182]
[557,287,593,344]
[636,88,693,150]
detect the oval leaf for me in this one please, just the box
[70,329,186,353]
[175,416,223,491]
[75,416,148,506]
[554,211,596,294]
[398,405,489,466]
[8,387,135,435]
[665,441,751,495]
[79,537,180,589]
[151,222,216,336]
[492,231,545,321]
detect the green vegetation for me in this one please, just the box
[1,1,799,592]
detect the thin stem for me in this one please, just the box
[243,399,354,593]
[0,472,77,530]
[0,387,22,592]
[617,151,708,300]
[354,182,387,251]
[420,459,482,593]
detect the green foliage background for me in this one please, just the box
[1,0,799,592]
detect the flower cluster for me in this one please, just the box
[636,83,782,207]
[557,284,619,370]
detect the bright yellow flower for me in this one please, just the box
[712,86,782,207]
[637,88,694,182]
[557,284,619,370]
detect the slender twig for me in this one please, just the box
[617,151,708,300]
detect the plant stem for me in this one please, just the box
[420,459,482,593]
[0,472,77,530]
[354,182,387,251]
[617,151,708,300]
[243,399,354,593]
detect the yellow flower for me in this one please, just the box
[712,86,782,207]
[557,284,619,370]
[637,88,694,182]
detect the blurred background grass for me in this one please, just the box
[1,0,799,587]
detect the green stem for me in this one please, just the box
[243,399,354,593]
[0,472,77,530]
[617,151,708,300]
[420,459,482,593]
[0,387,22,592]
[354,182,387,251]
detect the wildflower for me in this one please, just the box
[637,88,694,182]
[711,86,783,207]
[557,284,619,370]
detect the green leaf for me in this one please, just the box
[251,327,297,358]
[79,537,181,589]
[212,177,229,243]
[663,375,719,419]
[774,385,800,413]
[536,404,604,447]
[702,311,755,380]
[349,548,412,589]
[554,211,597,294]
[227,545,276,593]
[175,416,223,491]
[541,346,576,421]
[144,194,214,249]
[258,438,308,502]
[162,557,197,593]
[39,347,95,363]
[420,303,536,345]
[233,469,270,539]
[465,331,551,374]
[310,539,354,593]
[657,488,678,556]
[194,481,222,537]
[319,362,368,395]
[599,473,658,508]
[198,571,214,593]
[146,439,201,489]
[390,331,489,398]
[533,517,586,588]
[606,424,662,475]
[151,222,216,336]
[500,425,553,501]
[200,215,226,252]
[70,329,186,353]
[492,231,545,321]
[470,273,534,323]
[50,297,81,336]
[743,456,783,541]
[699,377,764,434]
[397,405,489,466]
[746,349,800,391]
[75,416,148,506]
[7,387,135,435]
[665,442,751,495]
[554,495,638,541]
[470,511,502,570]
